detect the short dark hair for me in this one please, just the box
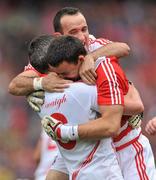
[28,35,54,73]
[46,35,87,67]
[53,7,81,33]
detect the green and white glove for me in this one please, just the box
[128,112,143,129]
[41,115,79,141]
[26,90,45,112]
[41,116,62,140]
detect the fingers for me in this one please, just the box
[80,69,97,85]
[42,74,72,92]
[28,101,40,112]
[89,69,97,79]
[31,90,45,98]
[145,120,156,135]
[128,114,142,129]
[54,79,72,91]
[45,116,53,124]
[45,83,71,93]
[59,79,73,84]
[41,118,51,133]
[81,76,93,85]
[79,54,97,85]
[41,118,46,127]
[41,117,49,128]
[41,116,56,139]
[28,96,44,105]
[44,116,56,128]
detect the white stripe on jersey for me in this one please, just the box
[101,61,114,104]
[97,58,122,105]
[103,58,118,104]
[107,58,121,104]
[88,35,112,52]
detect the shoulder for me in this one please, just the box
[88,35,113,52]
[44,82,96,100]
[24,63,45,77]
[68,82,96,93]
[66,82,97,101]
[95,56,117,71]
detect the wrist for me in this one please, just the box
[55,125,79,141]
[33,77,43,90]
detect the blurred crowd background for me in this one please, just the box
[0,0,156,179]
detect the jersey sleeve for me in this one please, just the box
[24,62,45,77]
[95,56,129,106]
[88,37,112,52]
[89,34,96,41]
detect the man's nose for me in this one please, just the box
[77,32,85,43]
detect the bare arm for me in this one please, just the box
[8,70,38,96]
[8,71,72,96]
[124,83,144,115]
[78,105,123,139]
[89,42,130,60]
[76,85,143,138]
[42,105,123,141]
[80,42,130,84]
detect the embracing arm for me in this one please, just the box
[78,105,123,139]
[8,70,38,96]
[42,105,123,141]
[80,42,130,84]
[124,83,144,115]
[89,42,130,60]
[8,71,72,96]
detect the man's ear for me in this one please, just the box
[79,55,85,62]
[53,32,62,37]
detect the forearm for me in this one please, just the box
[124,84,144,115]
[9,71,72,96]
[90,42,130,60]
[59,116,121,141]
[8,70,40,96]
[123,101,144,115]
[78,117,120,139]
[8,76,36,96]
[57,105,123,141]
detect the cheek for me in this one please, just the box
[71,34,80,39]
[70,71,78,77]
[85,34,89,42]
[48,69,54,73]
[68,69,79,78]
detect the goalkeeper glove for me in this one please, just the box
[41,116,62,140]
[128,112,143,129]
[41,115,79,141]
[26,90,45,112]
